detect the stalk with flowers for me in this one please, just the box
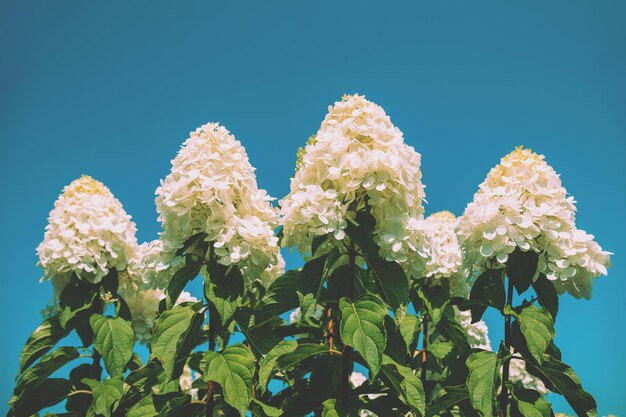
[7,95,611,417]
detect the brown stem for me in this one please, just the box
[499,278,514,417]
[421,313,429,388]
[327,308,335,352]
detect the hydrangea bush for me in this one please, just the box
[8,94,611,417]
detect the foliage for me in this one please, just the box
[8,95,611,417]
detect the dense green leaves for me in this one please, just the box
[90,314,134,377]
[204,343,256,417]
[510,388,551,417]
[18,316,67,373]
[258,340,330,391]
[9,378,73,415]
[533,274,558,320]
[467,269,504,323]
[526,356,597,417]
[339,295,387,376]
[506,249,539,295]
[466,351,498,417]
[367,257,409,312]
[151,303,204,378]
[167,253,204,306]
[380,355,426,416]
[13,346,79,399]
[512,305,555,364]
[83,378,126,417]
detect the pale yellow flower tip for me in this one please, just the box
[65,175,110,197]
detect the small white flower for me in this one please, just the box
[454,308,492,351]
[422,211,467,296]
[280,94,428,277]
[155,123,280,283]
[37,175,138,290]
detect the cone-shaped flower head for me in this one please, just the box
[280,94,428,276]
[422,211,467,295]
[37,175,138,289]
[458,147,611,299]
[156,122,281,282]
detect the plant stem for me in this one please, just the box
[206,303,217,417]
[499,278,514,417]
[421,312,429,389]
[339,244,356,402]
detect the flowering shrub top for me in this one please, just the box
[156,122,280,282]
[37,175,138,289]
[281,94,429,277]
[458,146,610,298]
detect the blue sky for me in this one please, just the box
[1,1,624,415]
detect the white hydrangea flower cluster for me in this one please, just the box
[257,251,286,289]
[458,147,611,298]
[126,240,184,290]
[422,211,467,296]
[508,356,548,394]
[155,122,281,282]
[179,364,199,399]
[37,175,138,290]
[121,285,198,344]
[454,308,492,351]
[280,94,429,277]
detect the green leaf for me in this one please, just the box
[426,385,469,417]
[429,341,455,360]
[380,355,426,417]
[233,307,280,356]
[257,270,300,316]
[321,398,362,417]
[526,356,596,417]
[90,314,134,377]
[419,281,450,326]
[258,341,330,392]
[344,209,377,257]
[9,378,73,416]
[58,278,98,330]
[151,303,204,378]
[532,274,558,320]
[258,340,298,392]
[297,254,329,319]
[468,269,504,323]
[367,256,409,311]
[204,277,239,326]
[514,305,554,364]
[249,398,282,417]
[167,255,204,306]
[205,262,245,325]
[510,388,551,417]
[339,295,387,376]
[398,314,421,353]
[83,378,126,417]
[506,249,538,295]
[204,343,256,417]
[18,316,67,373]
[127,395,158,417]
[466,351,498,417]
[13,346,79,398]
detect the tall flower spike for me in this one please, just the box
[457,146,611,299]
[422,211,467,296]
[280,94,429,277]
[37,175,138,291]
[155,122,280,283]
